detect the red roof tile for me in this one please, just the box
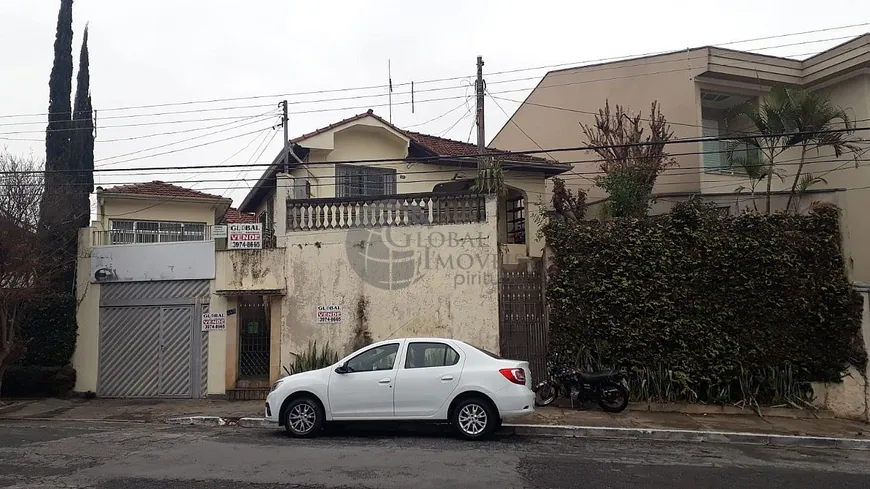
[401,130,556,165]
[101,181,227,201]
[222,207,257,224]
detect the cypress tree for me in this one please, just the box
[71,25,93,228]
[41,0,74,230]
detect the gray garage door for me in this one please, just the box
[98,281,209,398]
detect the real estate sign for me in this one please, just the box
[201,312,227,331]
[228,223,262,249]
[316,305,342,324]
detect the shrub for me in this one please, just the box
[1,365,76,398]
[288,341,340,375]
[17,294,78,367]
[543,200,865,405]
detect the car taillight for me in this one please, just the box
[499,368,526,385]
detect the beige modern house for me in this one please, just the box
[491,34,870,420]
[491,34,870,280]
[72,112,568,399]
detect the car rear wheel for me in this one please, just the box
[284,397,324,438]
[452,397,497,440]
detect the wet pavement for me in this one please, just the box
[1,419,870,488]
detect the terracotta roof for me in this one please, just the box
[401,130,556,165]
[101,181,227,201]
[222,207,257,224]
[291,109,560,166]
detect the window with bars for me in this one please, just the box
[108,220,207,244]
[335,164,397,198]
[505,196,526,244]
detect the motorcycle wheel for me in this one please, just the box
[534,382,557,407]
[597,382,629,413]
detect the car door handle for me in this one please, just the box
[441,375,454,381]
[378,378,391,384]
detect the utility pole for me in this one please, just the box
[475,55,486,167]
[280,100,289,173]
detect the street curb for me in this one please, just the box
[166,416,226,427]
[166,416,870,450]
[0,417,146,424]
[502,424,870,450]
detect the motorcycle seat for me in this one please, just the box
[578,370,617,383]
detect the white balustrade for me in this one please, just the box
[286,193,486,231]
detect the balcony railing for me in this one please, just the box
[286,192,487,232]
[93,226,213,246]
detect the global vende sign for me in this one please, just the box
[228,223,262,249]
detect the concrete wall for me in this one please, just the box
[812,286,870,421]
[72,228,100,393]
[490,50,708,201]
[214,248,286,293]
[206,281,227,395]
[278,196,500,369]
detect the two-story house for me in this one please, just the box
[491,34,870,282]
[73,182,233,398]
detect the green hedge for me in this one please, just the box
[0,365,76,398]
[543,200,866,404]
[17,294,78,367]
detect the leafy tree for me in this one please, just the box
[0,153,76,395]
[726,86,860,214]
[580,101,675,218]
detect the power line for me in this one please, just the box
[3,125,868,177]
[6,153,866,190]
[94,113,281,166]
[0,24,864,122]
[0,112,283,137]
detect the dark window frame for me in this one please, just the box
[345,343,401,373]
[403,342,461,369]
[335,164,398,198]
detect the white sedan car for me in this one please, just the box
[265,337,535,440]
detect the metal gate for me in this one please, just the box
[499,261,547,384]
[238,296,270,379]
[98,281,209,398]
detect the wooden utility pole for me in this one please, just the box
[475,56,486,166]
[280,100,289,173]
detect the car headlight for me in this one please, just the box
[270,380,283,392]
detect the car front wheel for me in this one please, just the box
[284,397,324,438]
[452,397,497,440]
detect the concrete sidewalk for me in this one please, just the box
[2,398,868,448]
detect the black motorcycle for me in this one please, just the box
[533,361,630,413]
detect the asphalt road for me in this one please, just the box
[1,420,870,488]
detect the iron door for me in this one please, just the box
[158,306,194,397]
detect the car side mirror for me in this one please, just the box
[335,363,349,374]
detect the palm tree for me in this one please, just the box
[728,146,783,212]
[726,86,859,214]
[781,89,859,212]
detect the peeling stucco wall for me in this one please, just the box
[279,197,500,367]
[215,248,286,292]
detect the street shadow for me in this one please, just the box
[264,421,519,442]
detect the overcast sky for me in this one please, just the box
[0,0,866,209]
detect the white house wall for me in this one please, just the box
[278,196,500,369]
